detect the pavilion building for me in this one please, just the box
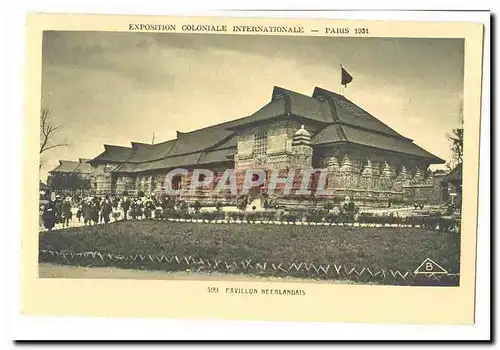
[85,86,445,207]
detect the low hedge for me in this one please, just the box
[357,213,459,230]
[155,208,460,233]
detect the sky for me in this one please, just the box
[40,31,464,181]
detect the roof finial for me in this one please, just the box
[292,125,312,146]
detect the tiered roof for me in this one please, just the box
[49,158,92,174]
[88,86,444,174]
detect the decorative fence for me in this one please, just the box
[39,249,460,286]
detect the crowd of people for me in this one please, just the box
[40,194,164,231]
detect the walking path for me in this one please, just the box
[39,205,444,232]
[38,263,356,284]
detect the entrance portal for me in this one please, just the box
[247,186,263,211]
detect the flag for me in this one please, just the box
[341,65,353,87]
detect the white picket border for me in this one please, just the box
[38,249,460,284]
[156,216,459,233]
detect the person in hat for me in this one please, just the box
[142,197,153,219]
[39,204,45,230]
[121,196,131,221]
[136,199,144,220]
[61,197,73,228]
[76,198,83,223]
[112,196,120,210]
[83,197,93,225]
[101,195,113,224]
[54,195,63,225]
[42,200,57,231]
[91,197,100,225]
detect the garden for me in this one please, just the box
[39,213,461,286]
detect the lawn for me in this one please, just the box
[39,221,460,285]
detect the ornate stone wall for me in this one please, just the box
[313,147,439,207]
[291,146,313,169]
[115,175,136,195]
[234,120,302,170]
[134,175,155,196]
[90,163,114,195]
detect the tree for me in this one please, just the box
[446,100,464,170]
[446,127,463,170]
[40,108,68,169]
[47,172,91,196]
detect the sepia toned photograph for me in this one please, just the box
[17,12,487,327]
[37,30,465,287]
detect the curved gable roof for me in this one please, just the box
[167,123,235,156]
[90,145,135,163]
[313,87,408,139]
[226,86,332,130]
[126,140,176,163]
[74,159,92,174]
[339,125,443,162]
[49,160,80,173]
[275,86,333,123]
[92,85,443,172]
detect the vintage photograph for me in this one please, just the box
[37,30,465,287]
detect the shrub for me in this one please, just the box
[283,213,300,222]
[346,201,357,213]
[163,209,179,219]
[323,201,335,211]
[228,211,245,221]
[193,201,202,213]
[236,195,248,211]
[179,210,195,220]
[288,208,306,220]
[264,194,278,209]
[137,190,145,198]
[177,200,188,211]
[339,211,356,223]
[305,209,327,222]
[391,197,405,205]
[154,208,163,219]
[357,213,377,224]
[324,213,339,223]
[418,215,457,230]
[261,210,278,221]
[246,212,258,223]
[161,196,176,210]
[198,211,225,221]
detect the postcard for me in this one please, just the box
[22,13,484,325]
